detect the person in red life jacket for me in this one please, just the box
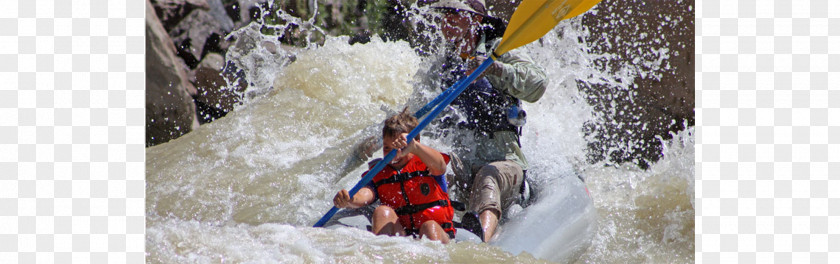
[333,109,456,243]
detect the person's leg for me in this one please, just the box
[371,205,405,236]
[468,161,523,242]
[418,220,451,244]
[478,209,500,242]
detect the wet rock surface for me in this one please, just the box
[147,0,261,146]
[167,0,235,68]
[191,53,242,123]
[578,0,694,168]
[150,0,211,31]
[146,0,200,146]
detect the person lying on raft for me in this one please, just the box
[333,109,456,244]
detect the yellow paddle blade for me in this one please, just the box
[495,0,602,56]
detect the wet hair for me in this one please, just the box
[383,108,420,141]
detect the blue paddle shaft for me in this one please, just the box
[314,58,496,228]
[414,78,464,118]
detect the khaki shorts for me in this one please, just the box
[450,154,523,215]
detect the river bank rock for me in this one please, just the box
[190,53,242,123]
[579,0,694,168]
[225,0,266,28]
[146,0,200,147]
[145,0,274,146]
[151,0,211,31]
[168,0,236,68]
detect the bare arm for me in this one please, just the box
[333,186,376,209]
[409,141,447,176]
[397,134,446,176]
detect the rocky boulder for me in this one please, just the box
[190,53,243,123]
[169,0,235,68]
[580,0,694,168]
[224,0,267,28]
[146,0,200,146]
[150,0,211,31]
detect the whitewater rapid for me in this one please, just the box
[146,12,694,263]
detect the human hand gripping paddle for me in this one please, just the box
[314,0,602,227]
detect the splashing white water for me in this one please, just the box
[146,4,693,263]
[575,126,694,263]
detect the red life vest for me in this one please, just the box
[368,153,455,237]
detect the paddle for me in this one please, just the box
[414,78,464,118]
[313,0,602,228]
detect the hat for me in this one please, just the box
[418,0,507,39]
[421,0,489,17]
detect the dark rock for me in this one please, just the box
[146,0,200,147]
[349,31,372,45]
[150,0,210,31]
[485,0,519,22]
[168,0,235,68]
[378,0,411,42]
[222,0,243,22]
[190,53,241,123]
[579,0,694,168]
[227,0,268,26]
